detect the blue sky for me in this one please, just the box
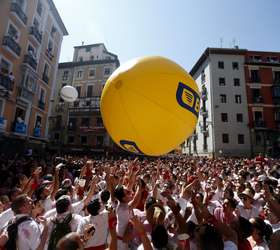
[53,0,280,71]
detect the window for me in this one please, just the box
[51,26,57,38]
[89,69,95,77]
[0,58,11,73]
[234,78,240,86]
[81,118,90,127]
[36,1,43,16]
[86,47,91,52]
[73,101,79,107]
[76,86,81,97]
[35,115,42,128]
[39,88,45,102]
[274,71,280,84]
[222,134,229,143]
[62,71,69,80]
[238,134,244,144]
[81,136,87,144]
[256,134,262,145]
[275,111,280,121]
[54,133,60,140]
[201,70,206,83]
[86,100,91,106]
[79,57,83,62]
[218,61,224,69]
[68,136,74,144]
[220,94,227,103]
[232,62,239,70]
[221,113,228,122]
[47,39,53,52]
[96,136,104,146]
[96,117,103,126]
[76,71,83,79]
[252,89,262,103]
[236,113,243,122]
[33,18,39,29]
[68,118,76,128]
[219,77,226,86]
[8,23,19,41]
[235,95,241,104]
[43,63,49,77]
[273,86,280,98]
[104,67,111,75]
[251,70,260,82]
[87,85,93,97]
[90,55,94,60]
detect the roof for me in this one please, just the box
[58,58,120,69]
[48,0,68,35]
[74,43,105,49]
[190,47,247,76]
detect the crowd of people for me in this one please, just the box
[0,153,280,250]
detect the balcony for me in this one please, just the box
[29,26,42,44]
[10,2,27,25]
[38,100,45,110]
[17,87,34,102]
[33,127,41,137]
[2,36,21,56]
[0,117,7,133]
[42,73,49,84]
[0,73,14,91]
[12,122,27,135]
[250,77,261,83]
[45,49,54,61]
[252,96,263,103]
[253,120,266,129]
[23,54,37,71]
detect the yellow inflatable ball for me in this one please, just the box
[100,56,200,156]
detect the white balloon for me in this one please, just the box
[60,85,78,102]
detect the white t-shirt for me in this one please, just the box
[0,208,14,230]
[5,214,42,250]
[44,212,85,250]
[237,205,259,220]
[42,196,55,212]
[78,211,109,247]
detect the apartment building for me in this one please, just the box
[0,0,68,153]
[187,47,280,157]
[245,51,280,156]
[49,43,120,153]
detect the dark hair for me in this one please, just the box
[11,194,28,214]
[9,187,22,201]
[151,225,168,248]
[56,232,80,250]
[227,199,238,209]
[114,185,125,202]
[238,217,253,239]
[55,189,69,201]
[250,217,273,243]
[196,224,224,250]
[87,199,101,216]
[56,197,71,214]
[100,190,110,204]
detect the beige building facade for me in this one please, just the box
[0,0,68,154]
[49,43,120,154]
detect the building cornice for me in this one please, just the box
[58,59,120,69]
[48,0,68,35]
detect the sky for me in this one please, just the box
[53,0,280,71]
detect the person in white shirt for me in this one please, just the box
[114,181,142,250]
[44,195,85,250]
[2,194,48,250]
[78,199,110,250]
[237,188,259,220]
